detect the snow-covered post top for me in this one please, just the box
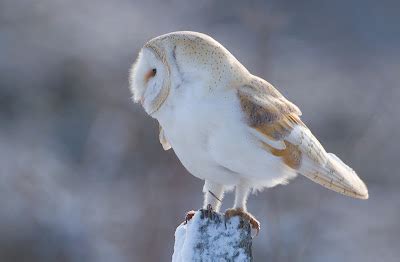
[172,209,253,262]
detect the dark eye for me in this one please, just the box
[144,68,157,82]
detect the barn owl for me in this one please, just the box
[129,31,368,231]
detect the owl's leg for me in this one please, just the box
[225,184,261,234]
[202,180,225,212]
[184,180,225,224]
[233,183,250,210]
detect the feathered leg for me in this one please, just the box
[203,180,225,211]
[233,183,250,210]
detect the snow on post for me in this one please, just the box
[172,209,253,262]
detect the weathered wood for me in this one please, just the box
[172,208,253,262]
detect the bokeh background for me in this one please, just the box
[1,0,399,261]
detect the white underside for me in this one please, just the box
[153,82,297,191]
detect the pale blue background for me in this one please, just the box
[0,0,399,261]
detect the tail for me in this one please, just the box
[302,153,369,200]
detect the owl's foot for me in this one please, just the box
[225,208,261,236]
[183,210,196,225]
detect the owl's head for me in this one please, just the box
[129,41,171,116]
[130,31,248,115]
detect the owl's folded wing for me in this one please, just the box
[238,76,368,199]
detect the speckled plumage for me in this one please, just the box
[129,31,368,226]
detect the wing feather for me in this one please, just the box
[238,76,368,199]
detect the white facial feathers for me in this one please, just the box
[129,48,170,115]
[129,50,146,103]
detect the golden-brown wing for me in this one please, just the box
[238,76,302,138]
[238,75,368,199]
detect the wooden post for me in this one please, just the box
[172,208,253,261]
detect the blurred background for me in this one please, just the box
[0,0,399,261]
